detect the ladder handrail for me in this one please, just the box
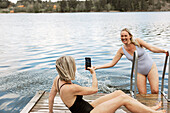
[168,53,170,99]
[161,51,169,101]
[161,51,169,92]
[130,51,138,98]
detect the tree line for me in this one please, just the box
[0,0,170,13]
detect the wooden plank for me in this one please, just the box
[31,109,71,112]
[29,92,128,113]
[24,91,170,113]
[20,91,45,113]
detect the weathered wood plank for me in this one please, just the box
[22,91,170,113]
[28,92,128,113]
[20,91,45,113]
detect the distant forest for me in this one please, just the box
[0,0,170,13]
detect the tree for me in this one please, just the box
[100,0,107,10]
[76,2,85,12]
[156,0,161,10]
[105,3,111,11]
[60,0,67,12]
[26,4,34,12]
[0,0,10,8]
[68,0,77,11]
[85,0,92,12]
[93,0,101,11]
[33,1,40,13]
[162,0,166,6]
[141,0,148,11]
[118,0,130,11]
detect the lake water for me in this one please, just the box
[0,12,170,113]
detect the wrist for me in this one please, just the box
[91,71,96,75]
[166,51,169,56]
[95,66,99,70]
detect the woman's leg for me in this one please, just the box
[148,62,159,94]
[90,90,125,107]
[137,73,147,94]
[90,94,165,113]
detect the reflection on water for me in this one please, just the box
[0,12,170,113]
[0,92,31,113]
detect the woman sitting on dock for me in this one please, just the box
[94,28,168,94]
[49,56,165,113]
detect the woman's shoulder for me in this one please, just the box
[54,76,59,82]
[118,46,124,55]
[135,38,142,42]
[61,83,79,95]
[53,76,59,87]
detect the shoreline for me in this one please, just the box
[0,10,170,14]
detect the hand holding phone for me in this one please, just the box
[85,57,91,70]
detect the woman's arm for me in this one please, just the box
[95,48,123,70]
[49,77,58,113]
[136,38,167,53]
[72,67,98,95]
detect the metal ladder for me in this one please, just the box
[130,51,138,98]
[130,51,169,100]
[161,51,170,101]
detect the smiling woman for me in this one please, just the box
[94,28,168,94]
[121,28,141,47]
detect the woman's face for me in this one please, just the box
[121,31,131,44]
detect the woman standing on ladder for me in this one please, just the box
[94,28,168,94]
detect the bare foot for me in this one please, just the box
[150,102,162,110]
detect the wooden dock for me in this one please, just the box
[21,91,170,113]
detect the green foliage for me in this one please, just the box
[33,2,40,13]
[0,0,10,8]
[0,0,169,13]
[59,0,66,12]
[105,3,112,12]
[26,4,34,12]
[156,0,161,10]
[76,2,85,12]
[85,0,92,12]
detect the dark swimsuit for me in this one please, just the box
[57,79,94,113]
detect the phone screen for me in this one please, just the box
[85,57,91,70]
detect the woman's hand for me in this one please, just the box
[166,51,169,56]
[87,66,95,74]
[93,66,97,70]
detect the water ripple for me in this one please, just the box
[0,12,169,112]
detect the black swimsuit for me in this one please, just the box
[57,79,94,113]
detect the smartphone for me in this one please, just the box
[85,57,91,70]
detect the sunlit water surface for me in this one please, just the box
[0,12,170,113]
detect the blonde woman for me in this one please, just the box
[94,28,168,94]
[49,56,165,113]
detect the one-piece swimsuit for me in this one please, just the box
[122,45,153,76]
[57,79,94,113]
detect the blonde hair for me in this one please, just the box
[121,28,141,47]
[55,56,76,81]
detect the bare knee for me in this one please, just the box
[116,94,129,102]
[120,94,129,98]
[113,90,125,95]
[118,94,134,106]
[151,89,159,94]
